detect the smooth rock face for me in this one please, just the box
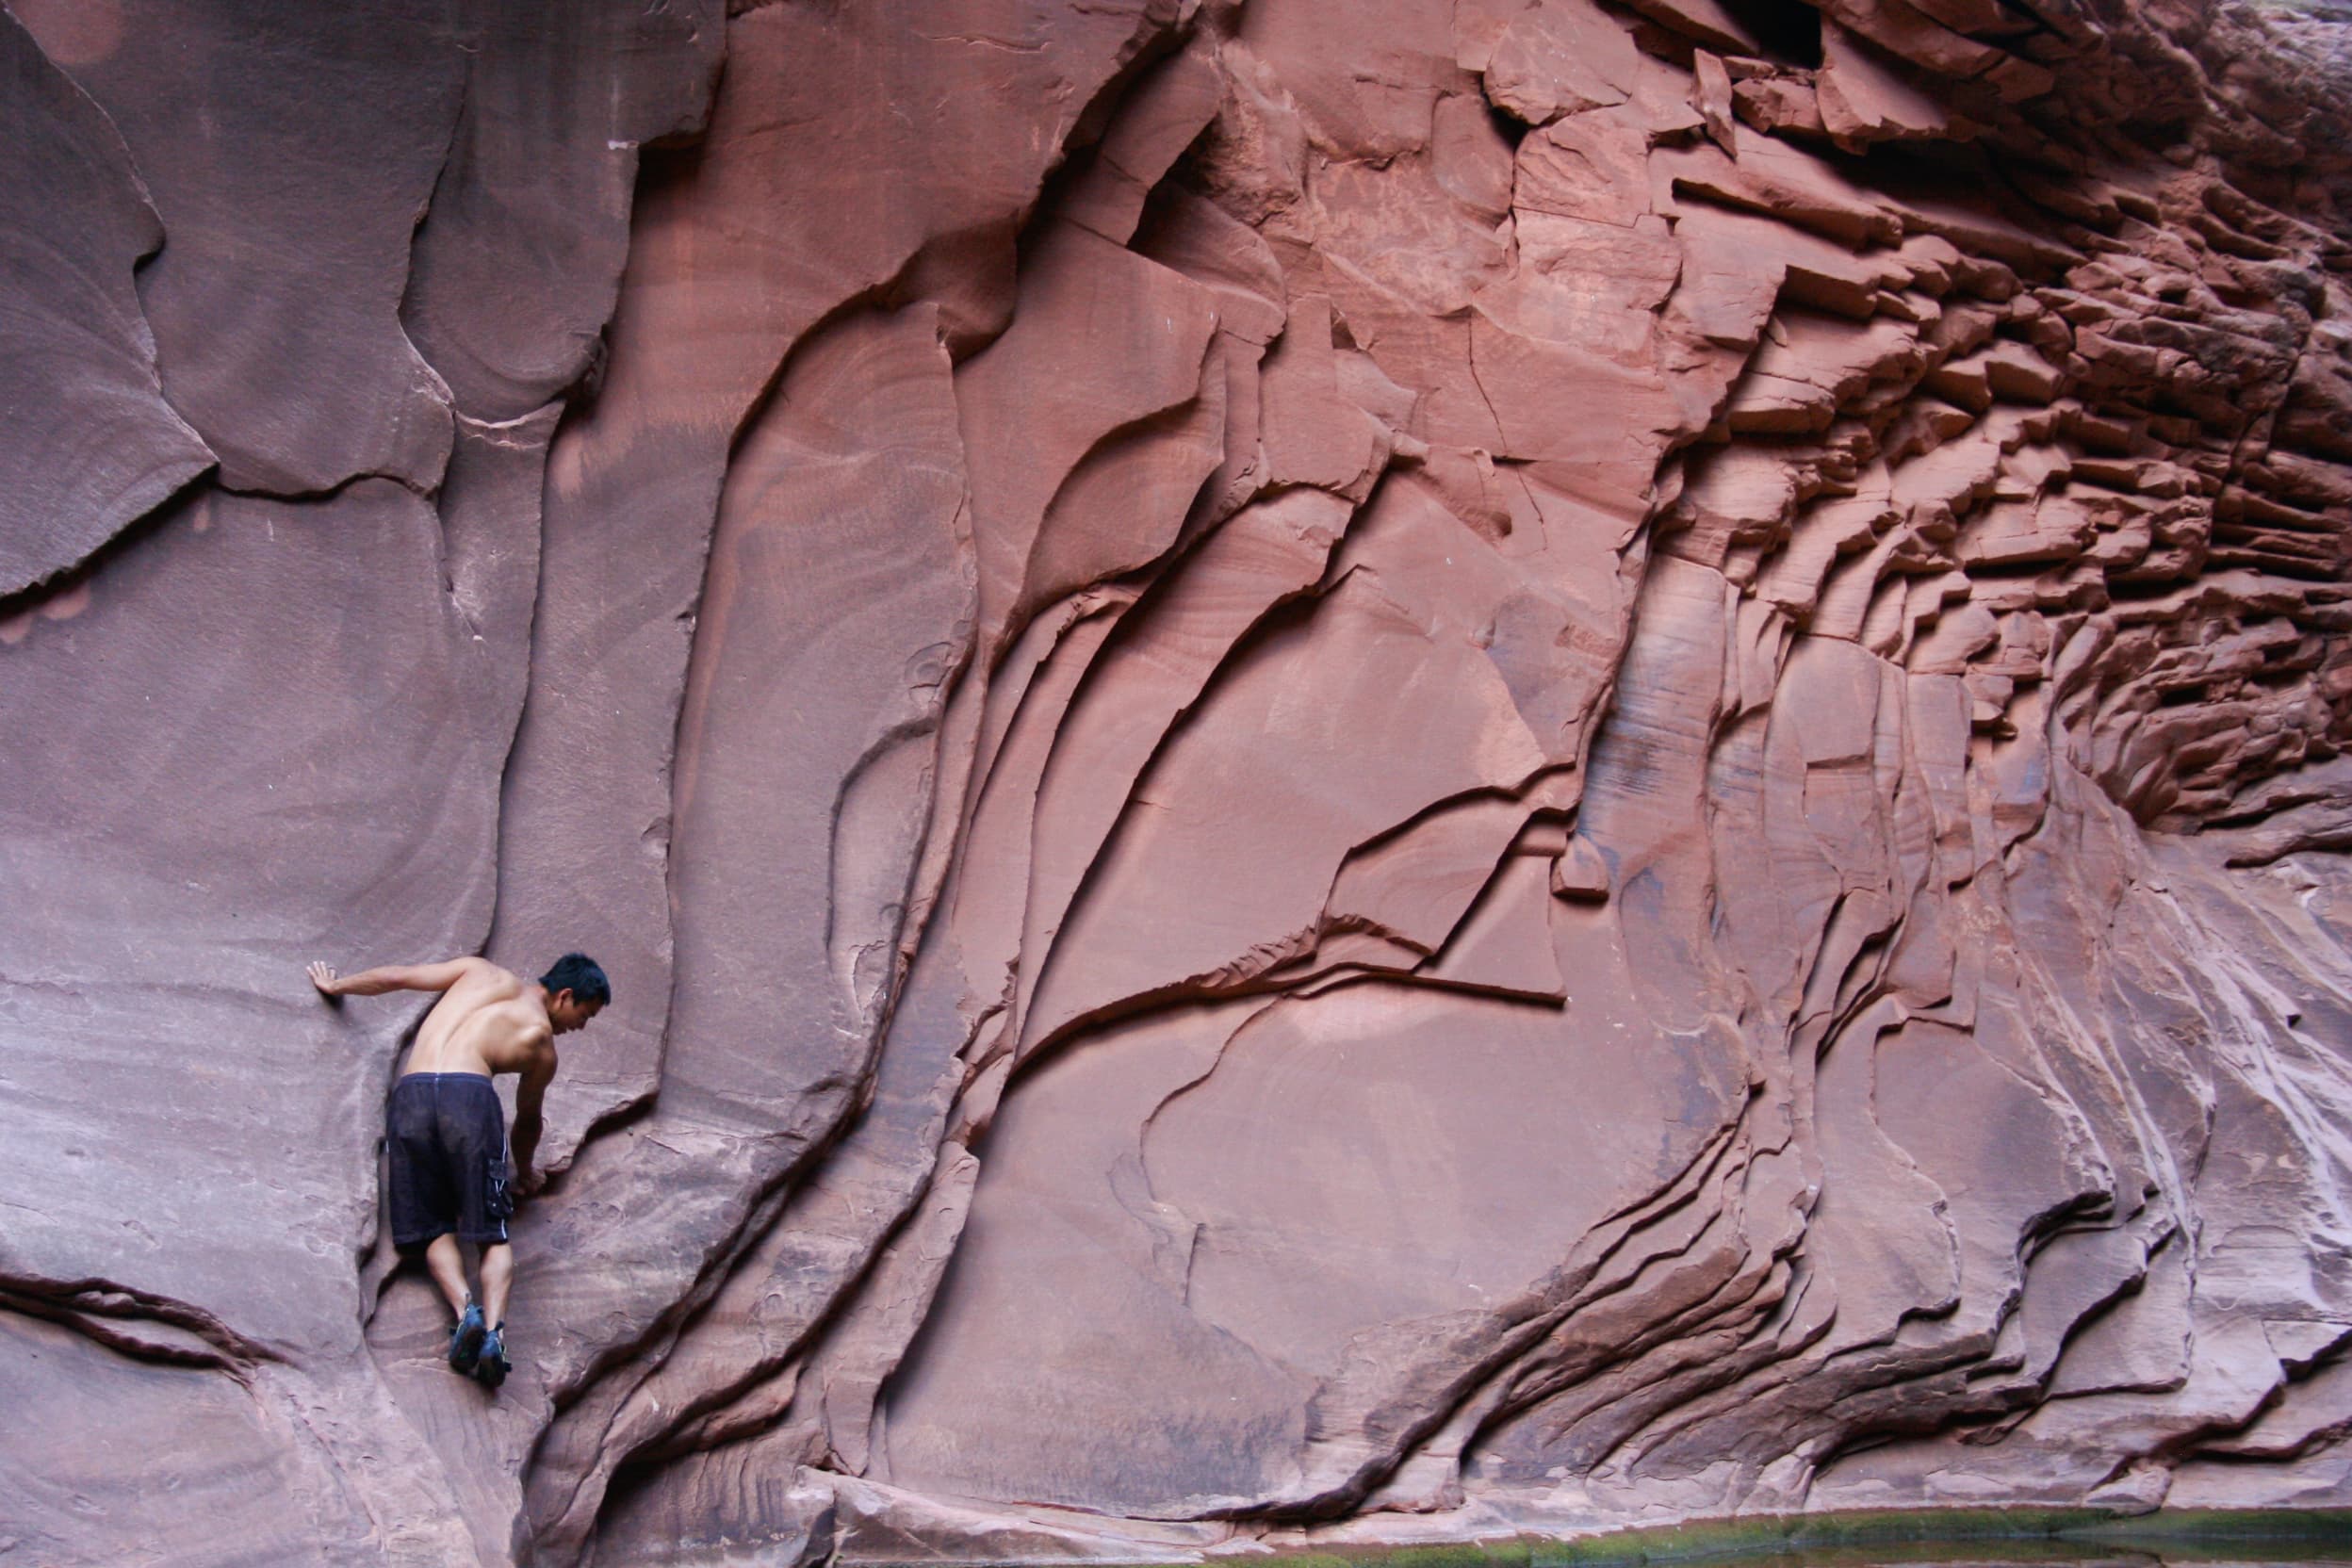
[20,0,466,497]
[8,0,2352,1563]
[0,3,210,596]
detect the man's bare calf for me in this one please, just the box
[311,951,608,1390]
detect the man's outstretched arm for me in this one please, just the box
[308,957,481,998]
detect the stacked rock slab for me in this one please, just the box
[6,0,2352,1562]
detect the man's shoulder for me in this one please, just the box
[519,1028,560,1083]
[449,956,528,992]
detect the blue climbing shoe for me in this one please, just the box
[447,1301,486,1374]
[473,1322,510,1391]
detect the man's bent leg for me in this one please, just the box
[480,1241,514,1328]
[423,1233,472,1317]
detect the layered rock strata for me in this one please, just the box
[6,0,2352,1563]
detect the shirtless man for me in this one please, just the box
[307,952,608,1389]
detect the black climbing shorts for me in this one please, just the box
[385,1072,513,1252]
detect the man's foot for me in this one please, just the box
[447,1302,487,1374]
[472,1323,510,1391]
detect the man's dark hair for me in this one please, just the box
[541,953,612,1007]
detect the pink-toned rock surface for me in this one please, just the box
[9,0,2352,1562]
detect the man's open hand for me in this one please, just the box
[307,961,342,999]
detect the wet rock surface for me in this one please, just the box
[8,0,2352,1561]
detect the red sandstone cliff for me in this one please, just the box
[6,0,2352,1561]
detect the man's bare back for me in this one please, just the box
[392,957,554,1080]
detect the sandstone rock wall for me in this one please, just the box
[7,0,2352,1563]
